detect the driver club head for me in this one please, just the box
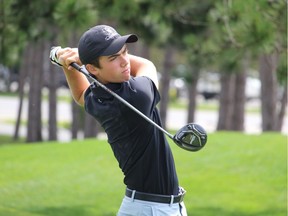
[173,123,207,152]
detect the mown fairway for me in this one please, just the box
[0,133,286,216]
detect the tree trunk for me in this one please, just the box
[217,73,235,131]
[231,54,249,132]
[276,83,287,131]
[141,43,150,59]
[71,100,81,139]
[13,45,31,140]
[259,53,279,131]
[231,71,246,131]
[159,45,174,129]
[27,39,44,142]
[187,70,199,123]
[46,28,60,141]
[187,81,198,123]
[47,52,58,141]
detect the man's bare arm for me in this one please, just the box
[129,54,159,89]
[57,48,89,106]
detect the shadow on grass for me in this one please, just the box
[0,205,285,216]
[189,207,286,216]
[30,205,116,216]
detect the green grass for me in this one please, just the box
[0,135,25,145]
[0,133,287,216]
[169,99,260,113]
[2,119,71,130]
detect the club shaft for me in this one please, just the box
[70,63,174,140]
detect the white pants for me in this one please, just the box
[117,196,187,216]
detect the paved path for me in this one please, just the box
[0,95,287,142]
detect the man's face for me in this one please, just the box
[91,45,131,84]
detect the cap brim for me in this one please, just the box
[101,34,138,56]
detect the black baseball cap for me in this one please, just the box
[78,25,138,65]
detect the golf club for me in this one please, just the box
[50,46,207,152]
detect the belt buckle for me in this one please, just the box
[179,187,186,202]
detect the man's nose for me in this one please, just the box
[120,54,129,67]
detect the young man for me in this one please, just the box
[53,25,187,215]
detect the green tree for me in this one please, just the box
[8,0,98,142]
[115,0,216,128]
[276,53,287,131]
[208,0,287,132]
[53,0,99,139]
[175,0,216,123]
[9,0,59,142]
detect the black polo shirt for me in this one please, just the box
[84,76,179,195]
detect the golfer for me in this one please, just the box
[54,25,187,216]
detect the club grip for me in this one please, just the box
[70,62,82,71]
[49,46,63,66]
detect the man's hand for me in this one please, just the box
[56,47,82,71]
[50,46,82,71]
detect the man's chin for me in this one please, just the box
[123,74,131,81]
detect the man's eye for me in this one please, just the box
[110,56,117,61]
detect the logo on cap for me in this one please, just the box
[102,26,119,41]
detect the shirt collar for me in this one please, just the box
[90,81,123,99]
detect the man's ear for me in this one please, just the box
[86,64,99,76]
